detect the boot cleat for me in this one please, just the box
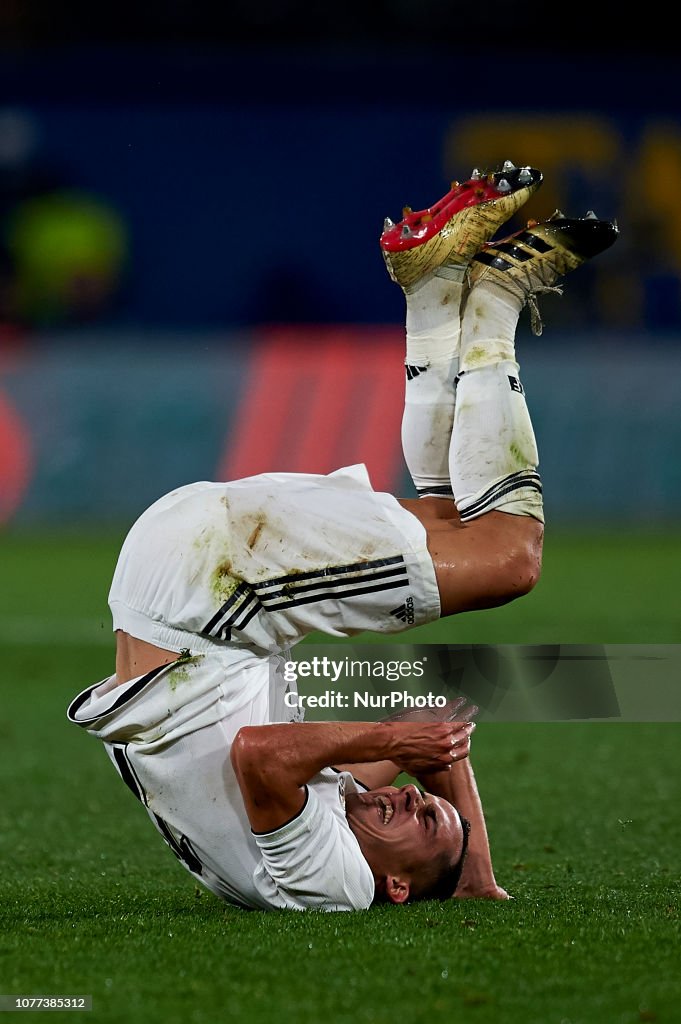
[380,164,543,291]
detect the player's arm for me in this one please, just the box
[419,755,509,899]
[333,698,475,791]
[331,759,399,791]
[230,720,469,833]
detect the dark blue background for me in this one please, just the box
[1,39,680,330]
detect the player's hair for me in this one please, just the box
[410,814,472,903]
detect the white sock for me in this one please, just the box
[450,280,544,523]
[401,274,463,499]
[405,268,466,334]
[459,278,522,373]
[402,347,458,498]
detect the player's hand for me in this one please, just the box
[384,720,475,776]
[381,696,479,725]
[454,882,513,901]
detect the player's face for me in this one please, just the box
[345,784,463,891]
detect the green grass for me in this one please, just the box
[1,529,680,1023]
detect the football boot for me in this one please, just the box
[467,210,619,334]
[380,162,543,291]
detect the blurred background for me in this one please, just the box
[1,2,680,532]
[3,17,680,1019]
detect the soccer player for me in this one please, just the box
[67,163,618,910]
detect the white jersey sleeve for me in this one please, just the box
[252,780,375,912]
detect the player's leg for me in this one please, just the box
[387,193,619,616]
[384,164,543,504]
[407,249,548,615]
[399,280,459,502]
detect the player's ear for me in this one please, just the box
[385,875,410,904]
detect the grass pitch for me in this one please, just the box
[1,529,680,1023]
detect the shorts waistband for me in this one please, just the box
[109,602,227,655]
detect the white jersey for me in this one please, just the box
[67,656,375,911]
[67,465,441,910]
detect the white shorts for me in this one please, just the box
[109,464,441,656]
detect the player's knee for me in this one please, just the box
[230,727,259,778]
[503,531,543,599]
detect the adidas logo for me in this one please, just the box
[406,364,428,380]
[390,596,415,624]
